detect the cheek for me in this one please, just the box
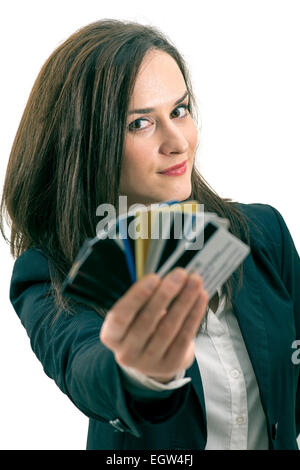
[186,120,199,150]
[123,137,154,175]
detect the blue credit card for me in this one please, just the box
[117,216,137,283]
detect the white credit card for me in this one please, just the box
[156,221,250,301]
[184,225,250,300]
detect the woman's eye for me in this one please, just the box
[128,103,190,132]
[128,119,149,131]
[171,104,189,118]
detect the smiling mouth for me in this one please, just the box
[158,160,187,176]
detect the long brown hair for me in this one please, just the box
[0,19,251,318]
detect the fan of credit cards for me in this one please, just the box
[62,200,250,310]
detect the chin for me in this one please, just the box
[132,182,192,207]
[171,183,192,202]
[162,189,192,204]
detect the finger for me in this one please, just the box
[141,273,204,359]
[129,267,189,335]
[114,267,189,366]
[100,273,160,347]
[162,288,209,370]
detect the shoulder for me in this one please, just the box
[234,201,285,247]
[10,246,51,288]
[11,247,50,280]
[234,201,295,250]
[235,201,282,234]
[233,201,299,284]
[9,246,104,322]
[9,247,52,310]
[229,202,282,277]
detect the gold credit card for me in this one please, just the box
[134,201,200,279]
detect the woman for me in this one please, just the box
[1,19,299,450]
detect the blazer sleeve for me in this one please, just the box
[9,248,191,438]
[267,205,300,435]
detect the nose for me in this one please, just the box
[158,120,189,156]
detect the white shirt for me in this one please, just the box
[119,290,269,450]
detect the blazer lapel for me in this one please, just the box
[231,253,271,416]
[187,356,206,413]
[186,355,207,443]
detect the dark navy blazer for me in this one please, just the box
[9,203,300,450]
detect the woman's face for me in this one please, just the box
[120,50,198,208]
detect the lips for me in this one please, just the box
[159,160,187,174]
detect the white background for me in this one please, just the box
[0,0,299,450]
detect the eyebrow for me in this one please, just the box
[128,90,189,115]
